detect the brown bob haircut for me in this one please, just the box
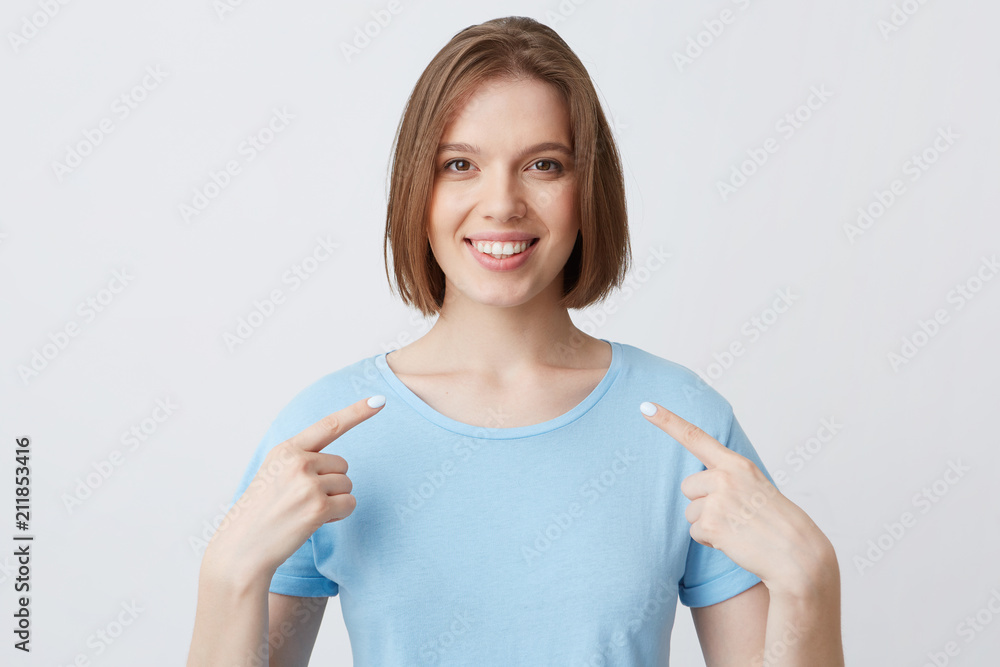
[383,15,631,317]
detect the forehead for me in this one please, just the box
[441,77,571,143]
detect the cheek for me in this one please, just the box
[428,185,465,224]
[549,187,579,235]
[426,190,452,239]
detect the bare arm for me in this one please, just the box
[187,550,329,667]
[187,552,272,666]
[690,551,844,667]
[757,553,844,667]
[641,404,844,665]
[691,581,769,665]
[268,592,328,667]
[186,396,383,666]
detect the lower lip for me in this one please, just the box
[465,239,538,272]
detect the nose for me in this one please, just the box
[478,169,527,224]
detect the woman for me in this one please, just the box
[188,16,844,666]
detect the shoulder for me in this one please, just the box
[617,341,735,435]
[272,353,384,431]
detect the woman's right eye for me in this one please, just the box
[443,159,472,172]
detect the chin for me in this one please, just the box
[455,284,532,308]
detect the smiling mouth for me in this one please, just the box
[466,238,539,259]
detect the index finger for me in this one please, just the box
[639,401,731,469]
[289,394,386,453]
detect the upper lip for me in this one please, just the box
[465,232,539,242]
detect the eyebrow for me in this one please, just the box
[436,141,574,160]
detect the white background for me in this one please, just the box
[2,0,999,665]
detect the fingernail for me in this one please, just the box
[639,401,656,416]
[367,395,386,408]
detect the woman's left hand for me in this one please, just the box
[640,401,835,596]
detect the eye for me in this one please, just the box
[530,159,562,172]
[442,159,472,172]
[440,158,564,173]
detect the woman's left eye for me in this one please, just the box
[443,159,472,172]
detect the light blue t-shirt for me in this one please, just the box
[228,339,775,665]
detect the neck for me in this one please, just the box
[407,275,596,376]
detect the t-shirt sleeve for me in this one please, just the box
[226,402,339,598]
[677,409,775,608]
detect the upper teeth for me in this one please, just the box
[473,240,532,258]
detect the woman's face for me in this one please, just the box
[427,77,579,309]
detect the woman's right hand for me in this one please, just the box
[203,394,386,580]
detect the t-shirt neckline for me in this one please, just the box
[374,339,623,440]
